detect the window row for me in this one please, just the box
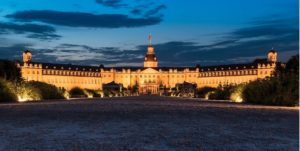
[105,74,198,78]
[200,70,257,77]
[46,79,100,84]
[42,70,100,77]
[200,79,250,85]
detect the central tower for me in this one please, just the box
[144,34,158,68]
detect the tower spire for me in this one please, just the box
[148,33,152,46]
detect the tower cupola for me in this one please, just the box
[267,49,277,62]
[144,34,158,68]
[23,50,32,63]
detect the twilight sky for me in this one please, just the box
[0,0,298,67]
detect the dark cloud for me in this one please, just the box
[0,22,61,41]
[144,4,166,17]
[95,0,127,8]
[232,20,297,38]
[7,10,162,28]
[164,17,299,65]
[0,43,33,61]
[26,33,61,41]
[95,0,165,17]
[0,22,54,34]
[130,8,142,15]
[124,17,298,66]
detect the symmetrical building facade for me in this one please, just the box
[20,36,278,94]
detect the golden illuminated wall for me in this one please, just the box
[20,38,279,94]
[101,67,199,91]
[21,63,43,81]
[21,63,102,90]
[21,61,276,93]
[197,63,276,88]
[20,50,277,94]
[100,63,277,91]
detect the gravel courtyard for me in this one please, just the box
[0,96,298,151]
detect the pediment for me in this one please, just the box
[141,68,159,74]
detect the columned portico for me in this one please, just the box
[140,84,159,94]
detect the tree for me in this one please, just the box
[0,60,22,82]
[243,55,299,106]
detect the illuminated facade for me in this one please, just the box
[20,36,278,94]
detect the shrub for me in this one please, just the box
[209,85,234,100]
[0,79,18,102]
[16,81,42,102]
[69,87,87,98]
[197,87,216,99]
[230,84,245,102]
[26,81,65,100]
[243,55,299,106]
[83,89,101,98]
[1,80,65,102]
[243,77,298,106]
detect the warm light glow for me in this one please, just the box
[204,94,209,100]
[205,91,214,100]
[17,96,27,102]
[233,95,243,103]
[17,96,34,102]
[230,84,245,103]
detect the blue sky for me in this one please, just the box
[0,0,298,66]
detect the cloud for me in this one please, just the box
[20,43,144,65]
[0,22,54,34]
[26,33,61,41]
[95,0,127,8]
[6,10,162,28]
[0,43,33,60]
[165,17,298,65]
[232,19,297,39]
[144,4,166,17]
[94,0,165,18]
[130,8,142,15]
[0,22,61,40]
[0,16,298,66]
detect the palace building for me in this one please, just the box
[20,36,278,94]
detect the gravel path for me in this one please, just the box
[0,96,298,151]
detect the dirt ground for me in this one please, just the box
[0,96,298,151]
